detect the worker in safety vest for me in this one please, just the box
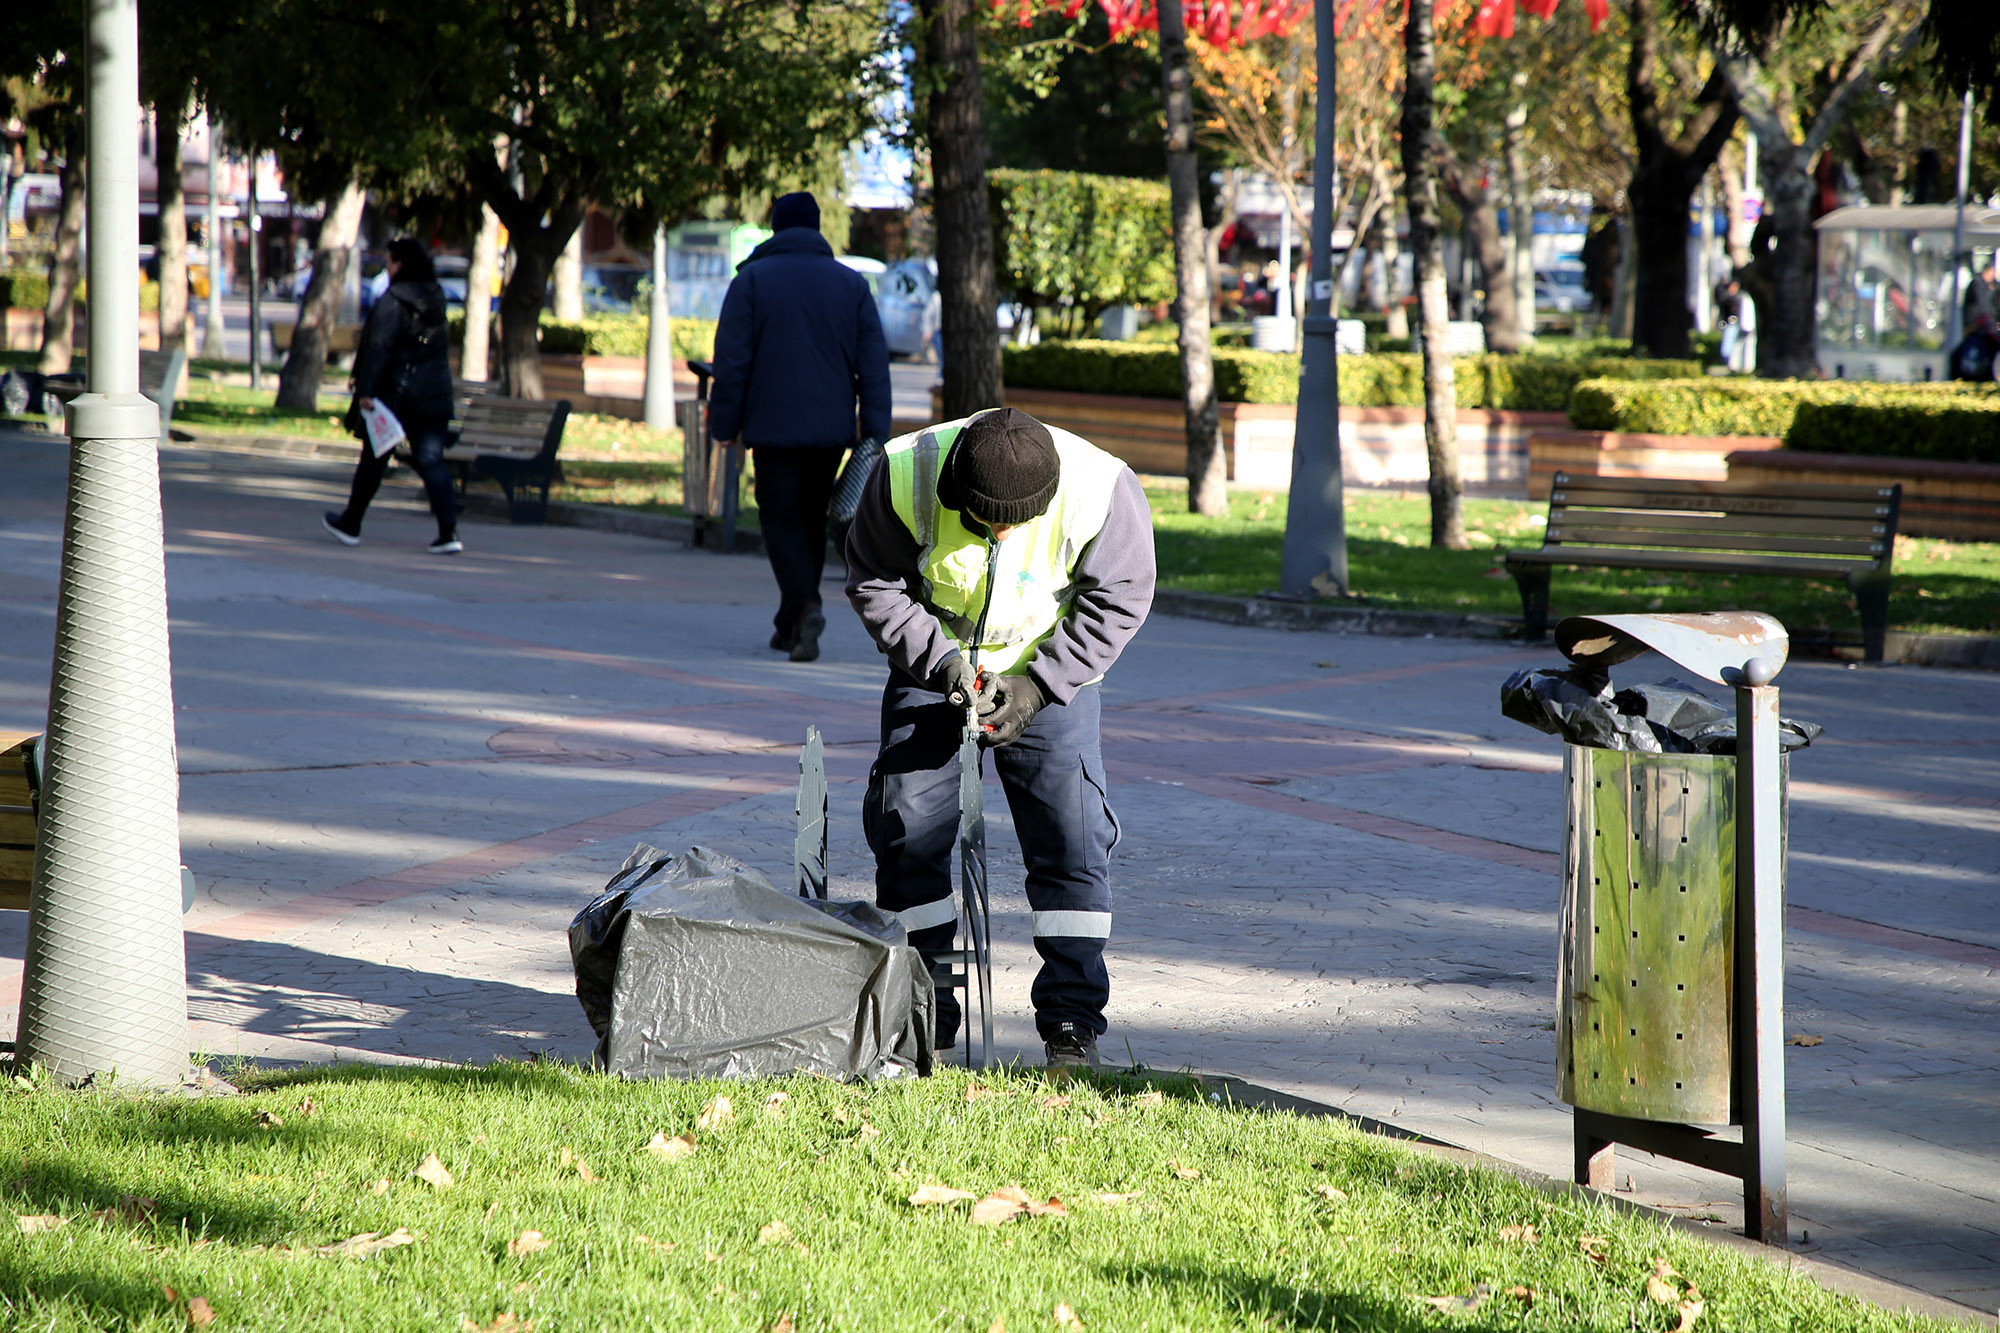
[845,407,1156,1070]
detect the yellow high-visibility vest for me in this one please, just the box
[885,412,1126,676]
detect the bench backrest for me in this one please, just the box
[1542,472,1901,570]
[457,396,571,459]
[0,731,39,912]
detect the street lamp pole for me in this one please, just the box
[16,0,189,1089]
[1948,88,1973,356]
[1279,0,1348,597]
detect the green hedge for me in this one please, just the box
[446,312,718,361]
[1786,394,2000,463]
[1568,377,2000,438]
[1,269,50,311]
[1000,340,1698,411]
[989,170,1175,322]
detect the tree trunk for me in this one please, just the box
[462,202,501,382]
[38,129,85,377]
[1401,0,1462,549]
[1159,0,1225,515]
[155,97,191,358]
[1504,87,1536,345]
[276,175,367,410]
[499,228,565,400]
[1206,168,1240,324]
[1743,135,1815,377]
[1718,141,1753,270]
[921,0,1002,419]
[1609,215,1636,340]
[1372,158,1409,339]
[554,227,585,321]
[1442,160,1520,355]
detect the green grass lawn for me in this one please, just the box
[0,1061,1953,1332]
[1148,487,2000,640]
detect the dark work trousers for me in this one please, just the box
[750,445,844,639]
[337,418,457,540]
[863,671,1119,1044]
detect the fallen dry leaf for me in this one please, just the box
[770,1316,795,1333]
[1041,1095,1071,1111]
[1168,1160,1202,1181]
[459,1315,532,1333]
[508,1230,550,1256]
[17,1214,67,1235]
[988,1319,1007,1333]
[830,1106,852,1123]
[644,1131,698,1162]
[414,1154,455,1189]
[186,1297,216,1327]
[1314,1185,1348,1203]
[1786,1033,1824,1047]
[758,1220,794,1246]
[575,1160,601,1184]
[92,1196,159,1226]
[1578,1234,1612,1264]
[965,1084,998,1103]
[910,1184,976,1207]
[254,1109,284,1129]
[633,1233,678,1253]
[1675,1297,1705,1331]
[484,1201,500,1220]
[857,1123,883,1141]
[1505,1285,1536,1309]
[764,1091,791,1117]
[1133,1090,1165,1109]
[296,1097,320,1117]
[697,1097,736,1131]
[1647,1274,1678,1304]
[369,1178,391,1195]
[1089,1191,1142,1206]
[1053,1302,1084,1329]
[1420,1283,1491,1314]
[972,1191,1028,1226]
[317,1227,417,1258]
[1498,1224,1540,1245]
[558,1147,575,1169]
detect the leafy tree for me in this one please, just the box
[986,10,1165,177]
[989,169,1176,330]
[1402,0,1465,547]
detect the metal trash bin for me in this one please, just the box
[1558,747,1785,1125]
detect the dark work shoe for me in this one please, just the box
[789,608,826,663]
[427,533,464,555]
[321,512,361,547]
[769,630,795,652]
[1043,1023,1100,1072]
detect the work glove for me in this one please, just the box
[976,673,1045,749]
[930,652,979,709]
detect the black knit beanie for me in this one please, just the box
[938,408,1060,526]
[771,192,820,232]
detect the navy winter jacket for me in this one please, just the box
[353,280,453,427]
[708,228,891,448]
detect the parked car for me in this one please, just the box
[1536,266,1593,314]
[434,253,470,308]
[879,258,941,361]
[582,263,646,314]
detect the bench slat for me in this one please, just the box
[1550,473,1900,503]
[1544,526,1887,558]
[1506,546,1880,575]
[1545,508,1892,541]
[1548,488,1897,521]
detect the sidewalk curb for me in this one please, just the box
[168,433,2000,670]
[1203,1073,1998,1329]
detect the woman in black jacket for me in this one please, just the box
[322,237,461,553]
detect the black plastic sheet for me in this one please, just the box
[1502,668,1822,754]
[569,844,934,1080]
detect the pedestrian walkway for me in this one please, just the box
[1,428,1995,1322]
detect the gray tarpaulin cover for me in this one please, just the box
[569,844,934,1080]
[1501,667,1822,754]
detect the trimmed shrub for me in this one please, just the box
[1001,340,1698,410]
[1,269,51,311]
[1786,394,2000,463]
[473,313,718,360]
[1568,377,2000,437]
[989,170,1176,326]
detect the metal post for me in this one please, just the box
[1948,88,1974,355]
[17,0,188,1090]
[203,118,226,359]
[1278,0,1348,598]
[247,154,262,391]
[642,223,674,430]
[1732,656,1787,1242]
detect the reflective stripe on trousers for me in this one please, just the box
[863,673,1119,1040]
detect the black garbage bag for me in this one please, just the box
[1502,669,1821,753]
[568,844,934,1081]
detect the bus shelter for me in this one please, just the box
[1814,203,2000,381]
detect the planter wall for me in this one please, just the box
[935,384,1553,492]
[1526,428,1782,501]
[1727,449,2000,543]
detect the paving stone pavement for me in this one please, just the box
[1,429,1996,1321]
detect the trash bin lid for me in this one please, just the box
[1555,611,1787,685]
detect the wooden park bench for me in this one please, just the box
[42,347,186,448]
[1,731,42,912]
[1504,472,1903,664]
[437,394,572,524]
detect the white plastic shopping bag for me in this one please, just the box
[361,401,407,458]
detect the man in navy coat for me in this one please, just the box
[710,192,892,662]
